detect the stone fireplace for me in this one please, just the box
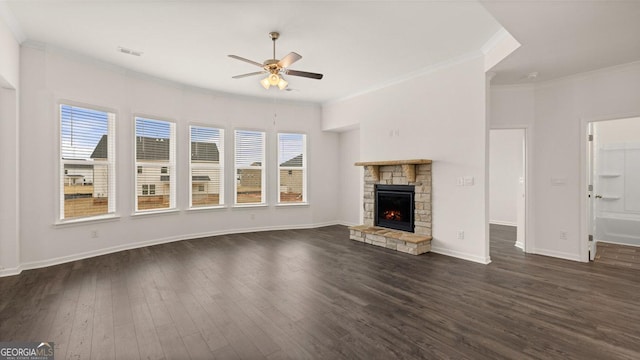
[350,159,432,255]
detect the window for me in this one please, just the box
[190,126,224,208]
[278,133,307,204]
[142,184,157,195]
[234,130,265,205]
[135,117,175,212]
[59,104,115,220]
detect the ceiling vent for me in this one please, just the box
[117,46,143,57]
[526,71,539,81]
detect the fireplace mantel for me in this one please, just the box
[354,159,432,183]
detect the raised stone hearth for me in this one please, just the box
[349,225,432,255]
[350,159,432,255]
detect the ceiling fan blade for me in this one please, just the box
[285,69,323,80]
[232,71,266,79]
[228,55,264,68]
[278,52,302,68]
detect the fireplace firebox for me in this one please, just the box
[375,184,415,232]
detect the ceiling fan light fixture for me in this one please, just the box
[268,73,280,86]
[260,76,271,89]
[277,77,288,90]
[229,32,323,90]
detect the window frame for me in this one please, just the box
[58,102,117,223]
[234,129,266,206]
[277,132,308,205]
[189,124,225,209]
[133,115,177,214]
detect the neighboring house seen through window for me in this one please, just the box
[278,133,307,204]
[135,117,176,212]
[190,126,224,208]
[234,130,265,205]
[59,104,116,221]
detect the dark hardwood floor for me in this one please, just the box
[1,224,640,359]
[595,241,640,270]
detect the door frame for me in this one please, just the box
[579,112,640,262]
[489,124,532,253]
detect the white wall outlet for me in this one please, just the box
[559,231,567,240]
[457,230,465,240]
[91,230,98,238]
[463,176,474,186]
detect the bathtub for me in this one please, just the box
[596,212,640,247]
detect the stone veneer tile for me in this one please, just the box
[352,161,432,255]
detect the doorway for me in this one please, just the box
[586,116,640,262]
[489,129,526,254]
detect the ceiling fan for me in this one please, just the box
[228,32,323,90]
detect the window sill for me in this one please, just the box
[187,205,227,212]
[131,209,180,218]
[276,202,309,207]
[54,214,120,227]
[232,203,269,209]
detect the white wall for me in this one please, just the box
[595,117,640,144]
[0,15,20,275]
[489,129,523,226]
[337,128,362,226]
[18,45,340,268]
[491,61,640,261]
[325,55,490,264]
[490,85,535,128]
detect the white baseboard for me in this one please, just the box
[514,241,524,250]
[489,220,517,227]
[430,246,492,265]
[338,221,359,227]
[12,221,344,277]
[0,266,22,277]
[595,239,640,248]
[531,248,583,262]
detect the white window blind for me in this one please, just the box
[234,130,265,205]
[190,126,224,208]
[59,104,116,220]
[135,117,176,212]
[278,133,307,203]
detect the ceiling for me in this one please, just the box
[482,0,640,85]
[4,1,501,103]
[3,1,640,103]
